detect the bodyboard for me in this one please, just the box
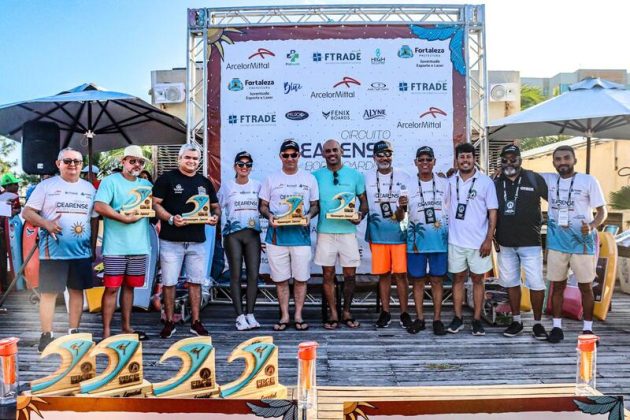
[593,231,617,320]
[22,221,40,289]
[133,224,159,310]
[7,215,24,290]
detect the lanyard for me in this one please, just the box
[376,169,394,202]
[556,173,576,208]
[456,175,477,204]
[503,175,522,204]
[418,176,436,207]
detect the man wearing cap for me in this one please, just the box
[23,148,98,351]
[401,146,449,335]
[313,139,368,329]
[446,142,498,336]
[494,144,549,339]
[0,173,22,292]
[94,145,153,340]
[81,165,101,189]
[153,143,220,339]
[259,139,319,331]
[365,140,412,329]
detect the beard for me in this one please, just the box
[376,161,391,170]
[503,166,518,176]
[129,169,141,177]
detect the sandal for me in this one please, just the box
[294,321,309,331]
[342,318,361,329]
[273,322,289,331]
[324,319,339,330]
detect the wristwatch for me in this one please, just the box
[168,215,174,226]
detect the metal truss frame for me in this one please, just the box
[186,4,488,174]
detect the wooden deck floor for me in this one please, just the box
[1,287,630,408]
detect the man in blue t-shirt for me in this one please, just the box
[313,139,368,329]
[95,145,152,340]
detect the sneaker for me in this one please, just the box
[407,319,425,334]
[399,312,413,329]
[472,319,486,336]
[548,327,564,343]
[246,313,260,329]
[375,311,391,328]
[503,321,524,337]
[190,320,209,336]
[433,320,447,336]
[446,316,464,334]
[160,321,177,339]
[38,332,54,353]
[582,329,594,335]
[532,324,549,341]
[236,314,250,331]
[68,328,80,335]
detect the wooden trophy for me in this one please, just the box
[121,186,155,217]
[29,333,96,396]
[151,337,220,398]
[182,195,212,224]
[220,336,287,399]
[76,333,152,397]
[274,195,308,226]
[326,192,359,221]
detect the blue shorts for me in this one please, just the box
[407,252,448,278]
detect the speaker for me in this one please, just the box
[22,121,60,175]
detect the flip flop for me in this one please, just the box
[294,321,309,331]
[324,319,339,330]
[342,318,361,329]
[273,322,289,331]
[132,330,149,341]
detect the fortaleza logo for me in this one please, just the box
[371,48,385,64]
[228,113,277,125]
[363,109,386,120]
[225,48,274,70]
[285,111,309,121]
[397,107,448,129]
[398,81,448,93]
[312,51,362,63]
[398,45,413,58]
[229,79,274,100]
[227,78,243,91]
[311,77,360,99]
[415,47,445,55]
[322,110,351,120]
[284,82,302,94]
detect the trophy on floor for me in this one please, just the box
[29,333,96,396]
[182,195,212,224]
[152,337,220,398]
[76,334,152,398]
[326,192,359,221]
[121,186,155,217]
[220,336,287,399]
[274,195,308,226]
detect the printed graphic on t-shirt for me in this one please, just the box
[218,179,262,236]
[407,177,448,253]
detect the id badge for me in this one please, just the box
[503,200,516,216]
[558,208,569,227]
[424,207,436,224]
[380,201,393,218]
[455,203,467,220]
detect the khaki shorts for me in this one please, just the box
[547,249,596,284]
[266,243,311,282]
[314,233,360,267]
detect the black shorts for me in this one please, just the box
[39,258,93,294]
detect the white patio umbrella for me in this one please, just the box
[488,78,630,173]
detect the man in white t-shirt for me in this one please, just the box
[542,145,607,343]
[23,148,98,352]
[446,142,498,336]
[259,139,319,331]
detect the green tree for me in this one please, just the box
[520,85,546,110]
[0,136,17,174]
[95,146,154,176]
[609,186,630,210]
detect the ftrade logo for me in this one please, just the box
[398,45,413,58]
[248,48,275,60]
[285,111,309,121]
[420,107,447,119]
[398,81,448,94]
[312,51,362,63]
[333,77,361,88]
[286,49,300,65]
[227,78,243,91]
[363,109,386,120]
[284,82,302,94]
[228,113,277,125]
[322,110,351,121]
[371,48,385,64]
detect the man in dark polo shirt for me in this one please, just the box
[495,144,549,339]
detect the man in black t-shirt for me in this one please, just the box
[152,144,220,339]
[495,144,549,340]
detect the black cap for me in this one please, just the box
[234,151,253,163]
[374,140,393,154]
[416,146,434,158]
[280,139,300,152]
[501,144,521,157]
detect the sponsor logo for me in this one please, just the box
[340,129,391,141]
[285,111,309,121]
[419,107,447,119]
[286,49,299,65]
[371,48,385,64]
[398,81,448,93]
[248,48,275,60]
[398,45,414,58]
[174,184,184,194]
[398,108,447,129]
[311,78,360,99]
[322,110,351,121]
[225,48,274,70]
[367,82,388,92]
[414,47,445,55]
[312,51,362,63]
[227,78,243,91]
[363,109,386,120]
[284,82,302,94]
[333,77,361,88]
[228,113,277,125]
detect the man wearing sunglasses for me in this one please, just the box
[259,139,319,331]
[94,145,153,341]
[365,140,412,329]
[153,143,220,339]
[23,148,99,352]
[494,144,549,340]
[313,139,368,329]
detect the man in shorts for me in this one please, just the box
[23,148,98,352]
[94,145,153,340]
[259,139,319,331]
[446,142,498,336]
[365,140,412,329]
[313,139,368,329]
[542,145,607,343]
[153,143,220,339]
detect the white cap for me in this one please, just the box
[81,165,100,173]
[122,145,144,160]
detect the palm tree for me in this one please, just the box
[609,186,630,210]
[223,219,242,235]
[408,221,425,253]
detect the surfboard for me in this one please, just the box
[86,220,105,313]
[133,223,159,310]
[593,231,617,321]
[7,215,25,290]
[21,221,39,289]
